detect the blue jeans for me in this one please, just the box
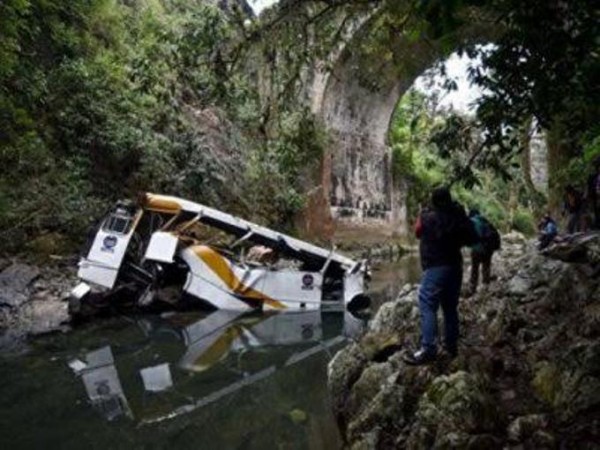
[418,266,463,354]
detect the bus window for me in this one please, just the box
[103,209,134,234]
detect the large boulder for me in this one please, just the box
[0,262,74,347]
[0,263,40,291]
[328,342,369,428]
[506,254,566,297]
[406,371,500,448]
[543,232,600,265]
[0,263,40,308]
[369,284,419,333]
[507,414,554,448]
[532,342,600,421]
[347,378,406,447]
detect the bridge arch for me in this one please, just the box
[299,9,497,241]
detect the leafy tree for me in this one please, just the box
[0,0,328,252]
[390,88,539,234]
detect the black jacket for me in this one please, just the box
[415,202,477,270]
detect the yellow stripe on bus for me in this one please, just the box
[192,245,286,310]
[142,194,182,214]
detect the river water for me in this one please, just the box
[0,255,421,450]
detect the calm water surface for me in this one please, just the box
[0,255,421,450]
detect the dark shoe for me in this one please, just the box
[404,348,436,365]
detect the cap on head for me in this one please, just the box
[469,208,480,217]
[431,186,452,209]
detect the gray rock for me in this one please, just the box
[503,231,528,246]
[507,272,532,296]
[328,343,368,422]
[348,382,406,444]
[0,289,29,309]
[413,371,498,436]
[0,263,40,291]
[544,232,600,264]
[349,429,380,450]
[0,264,41,309]
[20,300,69,335]
[370,285,418,333]
[507,414,548,442]
[347,362,394,419]
[0,262,75,347]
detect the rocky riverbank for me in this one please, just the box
[0,259,76,350]
[328,232,600,449]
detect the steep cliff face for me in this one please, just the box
[328,233,600,448]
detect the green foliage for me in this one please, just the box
[468,1,598,139]
[511,207,536,236]
[415,0,598,187]
[389,88,539,233]
[0,0,322,252]
[554,131,600,190]
[390,90,445,216]
[246,109,327,230]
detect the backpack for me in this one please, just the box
[478,217,501,252]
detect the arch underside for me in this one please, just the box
[306,12,496,240]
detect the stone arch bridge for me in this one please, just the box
[288,7,497,242]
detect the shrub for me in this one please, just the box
[511,208,536,236]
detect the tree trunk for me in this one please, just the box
[545,125,572,215]
[520,120,536,193]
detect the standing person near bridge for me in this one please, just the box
[467,209,501,295]
[563,185,585,234]
[587,160,600,230]
[405,186,477,365]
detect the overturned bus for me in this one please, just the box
[69,193,370,317]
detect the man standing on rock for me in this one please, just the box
[405,186,477,365]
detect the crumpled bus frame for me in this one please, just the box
[70,193,369,315]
